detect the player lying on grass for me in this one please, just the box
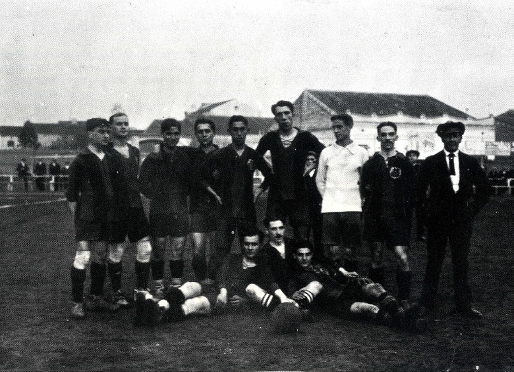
[289,240,426,332]
[133,227,296,326]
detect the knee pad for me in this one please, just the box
[73,251,91,270]
[136,238,152,263]
[108,244,125,263]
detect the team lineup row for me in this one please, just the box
[65,99,491,330]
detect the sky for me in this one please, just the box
[1,0,514,130]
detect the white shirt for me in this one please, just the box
[316,142,369,213]
[444,149,460,192]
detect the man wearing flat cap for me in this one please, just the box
[416,121,491,318]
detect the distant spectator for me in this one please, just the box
[33,159,47,191]
[49,158,61,191]
[16,158,31,192]
[61,161,71,190]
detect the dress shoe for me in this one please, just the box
[451,308,483,319]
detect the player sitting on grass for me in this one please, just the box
[134,227,295,326]
[260,217,323,312]
[290,240,426,332]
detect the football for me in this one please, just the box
[271,302,303,334]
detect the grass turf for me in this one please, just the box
[0,195,513,371]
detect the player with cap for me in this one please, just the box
[67,118,127,318]
[417,121,491,318]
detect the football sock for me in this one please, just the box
[169,259,184,279]
[182,296,211,316]
[135,261,150,289]
[151,259,165,281]
[179,282,202,299]
[108,262,122,292]
[245,284,280,310]
[396,269,412,301]
[90,262,106,296]
[192,254,207,281]
[71,266,86,303]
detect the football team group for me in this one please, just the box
[66,99,491,333]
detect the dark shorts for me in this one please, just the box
[364,213,410,248]
[149,213,189,238]
[190,210,218,233]
[109,207,150,244]
[322,212,362,247]
[317,277,365,317]
[266,196,310,228]
[75,218,112,242]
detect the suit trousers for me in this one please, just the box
[421,216,474,311]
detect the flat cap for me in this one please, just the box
[436,121,465,136]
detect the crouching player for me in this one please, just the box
[134,227,295,326]
[290,240,426,332]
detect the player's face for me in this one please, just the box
[162,127,181,148]
[332,120,351,142]
[229,121,247,147]
[377,125,398,151]
[89,126,111,148]
[273,106,293,132]
[441,130,462,153]
[242,235,260,259]
[195,123,214,147]
[294,247,313,268]
[111,115,129,139]
[267,220,285,244]
[305,155,317,168]
[408,153,419,163]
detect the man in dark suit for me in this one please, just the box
[417,122,491,318]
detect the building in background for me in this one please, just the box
[293,90,495,158]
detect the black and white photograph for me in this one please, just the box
[1,1,514,370]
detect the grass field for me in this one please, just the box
[1,192,514,371]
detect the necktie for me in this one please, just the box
[448,153,456,175]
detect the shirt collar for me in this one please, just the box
[334,141,358,154]
[87,144,105,159]
[443,149,459,157]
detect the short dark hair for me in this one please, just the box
[330,114,354,128]
[109,112,127,125]
[271,100,294,115]
[194,117,216,133]
[377,121,397,134]
[240,226,264,243]
[161,118,182,134]
[291,239,313,253]
[228,115,248,130]
[86,118,110,132]
[263,216,283,228]
[406,150,420,157]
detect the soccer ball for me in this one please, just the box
[271,302,302,334]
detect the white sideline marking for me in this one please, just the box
[0,198,66,209]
